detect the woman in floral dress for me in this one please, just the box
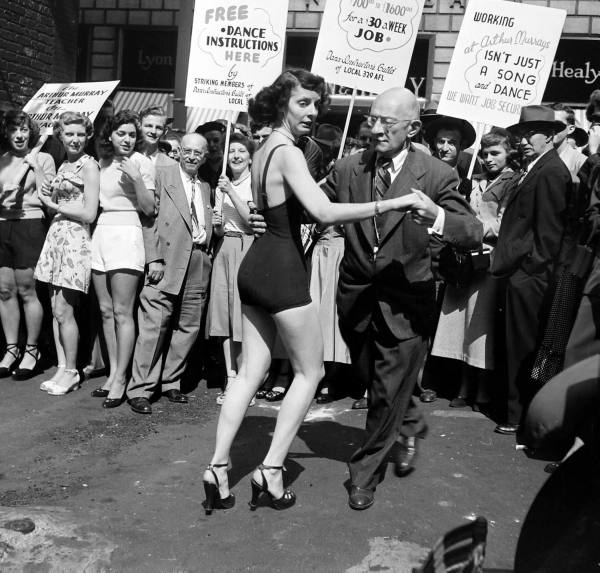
[35,111,100,395]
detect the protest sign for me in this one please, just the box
[437,0,565,128]
[185,0,288,111]
[23,81,119,135]
[311,0,425,94]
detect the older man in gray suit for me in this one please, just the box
[127,133,214,414]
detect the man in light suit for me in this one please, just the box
[127,133,214,414]
[321,88,482,510]
[492,105,572,435]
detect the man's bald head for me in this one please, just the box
[180,132,208,177]
[374,88,421,121]
[369,88,422,158]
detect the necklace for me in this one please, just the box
[232,172,250,186]
[272,129,296,143]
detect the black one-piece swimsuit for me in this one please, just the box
[237,144,312,314]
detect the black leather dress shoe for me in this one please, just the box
[316,392,334,404]
[91,388,109,398]
[129,397,152,414]
[494,423,519,435]
[103,396,125,409]
[419,389,437,403]
[351,397,369,410]
[163,389,188,403]
[348,486,375,510]
[394,436,418,477]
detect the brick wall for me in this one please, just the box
[0,0,80,108]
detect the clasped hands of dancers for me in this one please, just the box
[201,68,475,514]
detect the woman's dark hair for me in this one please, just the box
[248,68,330,125]
[98,109,142,159]
[480,127,520,171]
[0,110,40,150]
[228,132,255,157]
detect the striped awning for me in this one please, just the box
[113,90,173,116]
[112,91,240,132]
[185,107,239,132]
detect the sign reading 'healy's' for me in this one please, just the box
[543,38,600,105]
[185,0,288,111]
[438,0,565,128]
[22,81,120,135]
[311,0,425,93]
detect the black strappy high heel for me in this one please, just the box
[249,464,296,511]
[0,344,21,378]
[203,463,235,516]
[12,344,40,381]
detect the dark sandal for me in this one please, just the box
[249,464,296,511]
[265,389,286,402]
[0,344,21,378]
[12,344,40,381]
[203,463,235,515]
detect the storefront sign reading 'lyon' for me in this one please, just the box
[185,1,288,111]
[438,0,565,128]
[312,0,425,94]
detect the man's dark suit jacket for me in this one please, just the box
[321,145,483,341]
[492,148,572,280]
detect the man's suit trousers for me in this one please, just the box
[127,249,211,399]
[341,307,428,491]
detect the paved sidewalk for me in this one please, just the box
[0,369,549,572]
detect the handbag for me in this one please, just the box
[437,244,491,288]
[530,223,599,386]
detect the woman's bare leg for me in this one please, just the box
[14,267,43,369]
[256,302,325,497]
[106,269,140,399]
[0,267,20,368]
[92,271,117,392]
[47,289,66,384]
[52,287,81,389]
[207,304,276,496]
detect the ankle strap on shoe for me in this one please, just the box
[4,344,20,358]
[259,464,284,471]
[23,344,39,358]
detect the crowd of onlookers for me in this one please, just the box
[1,88,599,450]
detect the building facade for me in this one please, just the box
[2,1,597,127]
[0,1,80,109]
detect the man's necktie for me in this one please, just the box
[373,158,392,247]
[190,179,200,240]
[374,158,392,201]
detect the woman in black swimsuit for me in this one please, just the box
[202,69,417,514]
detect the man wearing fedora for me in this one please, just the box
[421,113,482,185]
[491,105,572,435]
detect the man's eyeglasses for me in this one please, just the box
[363,115,415,129]
[181,148,206,158]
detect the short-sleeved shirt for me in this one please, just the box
[98,151,155,226]
[0,151,56,220]
[215,175,252,235]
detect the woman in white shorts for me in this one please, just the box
[91,110,155,408]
